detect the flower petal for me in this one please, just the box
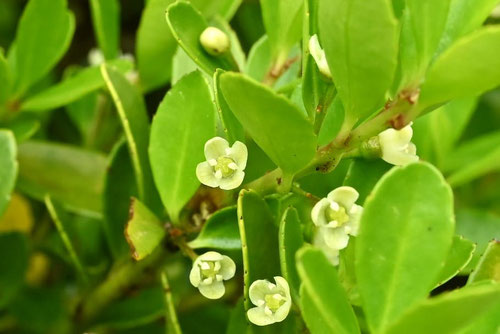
[379,125,413,150]
[274,276,290,297]
[229,141,248,169]
[247,306,276,326]
[198,251,224,262]
[218,170,245,190]
[219,255,236,280]
[198,280,226,299]
[313,230,340,265]
[249,280,270,306]
[311,198,330,227]
[346,204,363,236]
[323,227,350,250]
[381,148,419,166]
[204,137,229,161]
[189,266,201,287]
[196,162,218,187]
[327,186,359,210]
[274,299,292,323]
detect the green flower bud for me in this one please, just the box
[199,27,230,56]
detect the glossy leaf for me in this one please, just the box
[420,27,500,110]
[189,206,241,250]
[89,0,120,59]
[0,51,11,106]
[384,284,500,334]
[125,198,165,260]
[356,162,454,333]
[136,0,176,91]
[17,141,107,217]
[172,47,199,84]
[459,300,500,334]
[297,247,360,334]
[149,71,215,222]
[0,232,28,308]
[191,0,242,20]
[6,114,40,143]
[435,235,475,286]
[101,64,159,209]
[318,0,398,122]
[103,140,138,259]
[278,207,303,302]
[0,130,17,216]
[437,0,500,54]
[237,190,280,311]
[399,0,451,86]
[21,59,133,112]
[219,72,316,174]
[213,69,245,144]
[468,240,500,284]
[14,0,75,95]
[166,2,238,76]
[260,0,303,63]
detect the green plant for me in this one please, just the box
[0,0,500,333]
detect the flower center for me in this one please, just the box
[199,261,220,280]
[325,204,349,226]
[214,156,236,178]
[264,293,286,313]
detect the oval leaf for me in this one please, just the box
[356,162,455,332]
[0,130,17,216]
[189,206,241,250]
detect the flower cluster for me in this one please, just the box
[311,186,363,265]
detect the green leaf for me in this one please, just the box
[356,162,455,333]
[101,64,159,210]
[318,0,398,122]
[219,72,316,174]
[5,114,40,143]
[0,51,11,106]
[189,206,241,250]
[136,0,177,91]
[89,0,120,59]
[125,198,165,260]
[260,0,303,63]
[468,240,500,284]
[103,140,138,259]
[45,195,88,283]
[278,207,304,302]
[399,0,451,86]
[443,131,500,187]
[17,141,106,217]
[0,130,17,216]
[435,235,475,286]
[191,0,242,21]
[149,71,215,222]
[0,232,28,308]
[95,286,165,329]
[459,301,500,334]
[13,0,75,95]
[343,159,392,204]
[237,190,280,311]
[297,247,360,334]
[456,209,500,273]
[384,284,500,334]
[21,59,133,112]
[166,2,238,76]
[213,69,245,144]
[437,0,500,54]
[172,47,199,84]
[420,27,500,110]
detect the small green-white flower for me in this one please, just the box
[199,27,230,56]
[308,34,332,78]
[378,124,418,166]
[311,186,363,251]
[247,276,292,326]
[313,230,340,266]
[189,251,236,299]
[196,137,247,190]
[88,48,105,66]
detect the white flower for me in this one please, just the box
[189,251,236,299]
[196,137,247,190]
[199,27,230,56]
[313,230,340,266]
[378,124,418,166]
[88,48,105,66]
[247,276,292,326]
[308,34,332,78]
[311,186,363,251]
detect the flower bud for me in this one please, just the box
[199,27,230,56]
